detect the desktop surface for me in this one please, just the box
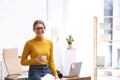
[62,76,91,80]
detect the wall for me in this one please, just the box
[113,0,120,16]
[0,0,48,55]
[0,0,48,79]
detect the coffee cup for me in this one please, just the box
[41,56,46,61]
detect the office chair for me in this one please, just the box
[3,48,23,80]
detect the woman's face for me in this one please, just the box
[33,23,45,37]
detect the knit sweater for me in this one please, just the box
[20,36,57,76]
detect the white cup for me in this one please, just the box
[41,56,46,61]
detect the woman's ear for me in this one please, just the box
[33,28,35,31]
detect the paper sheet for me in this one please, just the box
[41,74,60,80]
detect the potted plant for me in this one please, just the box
[66,35,74,49]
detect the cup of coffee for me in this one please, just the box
[41,56,46,61]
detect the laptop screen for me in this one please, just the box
[63,61,82,77]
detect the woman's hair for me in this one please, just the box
[33,20,46,29]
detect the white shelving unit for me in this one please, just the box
[94,16,120,80]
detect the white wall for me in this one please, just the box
[0,0,48,55]
[113,0,120,16]
[0,0,48,79]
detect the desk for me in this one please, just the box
[62,76,91,80]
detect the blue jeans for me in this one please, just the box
[28,65,52,80]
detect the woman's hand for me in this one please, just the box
[36,56,42,62]
[54,75,60,80]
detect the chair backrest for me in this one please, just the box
[3,48,23,75]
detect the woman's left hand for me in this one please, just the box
[54,75,60,80]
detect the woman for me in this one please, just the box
[20,20,58,80]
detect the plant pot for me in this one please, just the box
[67,44,73,50]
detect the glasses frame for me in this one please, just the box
[34,27,45,31]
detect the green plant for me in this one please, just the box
[66,35,74,44]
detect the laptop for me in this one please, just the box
[63,62,82,78]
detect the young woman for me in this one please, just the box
[20,20,58,80]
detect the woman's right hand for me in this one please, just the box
[36,56,42,62]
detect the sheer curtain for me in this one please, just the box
[63,0,99,76]
[47,0,102,77]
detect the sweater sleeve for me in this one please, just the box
[49,41,57,76]
[20,42,37,66]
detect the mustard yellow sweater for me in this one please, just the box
[20,36,57,76]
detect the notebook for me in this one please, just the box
[63,62,82,78]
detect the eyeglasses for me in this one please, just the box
[34,27,45,31]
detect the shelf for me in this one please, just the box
[98,76,120,77]
[96,40,120,42]
[96,67,120,70]
[99,28,120,30]
[96,16,120,18]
